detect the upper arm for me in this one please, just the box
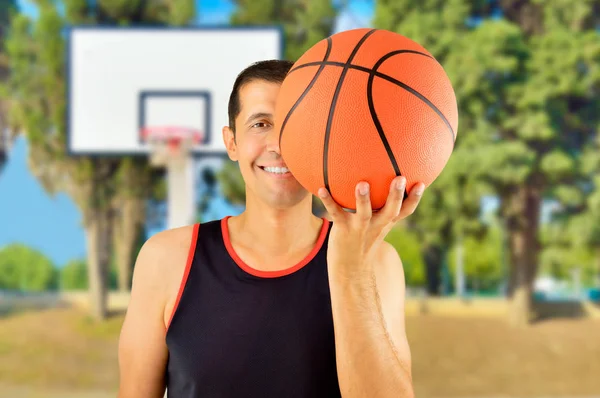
[375,241,412,378]
[118,236,170,398]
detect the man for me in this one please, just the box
[118,60,424,398]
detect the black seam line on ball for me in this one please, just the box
[288,49,433,74]
[367,50,434,177]
[279,37,333,151]
[323,28,378,192]
[289,53,455,144]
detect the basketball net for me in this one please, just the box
[141,126,203,167]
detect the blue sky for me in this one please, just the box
[0,137,87,266]
[2,0,374,266]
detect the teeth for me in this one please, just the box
[263,166,290,174]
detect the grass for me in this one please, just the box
[0,306,599,397]
[0,308,123,392]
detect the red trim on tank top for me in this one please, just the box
[166,223,200,331]
[221,216,329,278]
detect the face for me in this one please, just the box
[223,79,309,209]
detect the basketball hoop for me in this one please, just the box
[141,126,203,167]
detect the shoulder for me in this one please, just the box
[132,224,200,306]
[373,241,406,292]
[139,224,199,262]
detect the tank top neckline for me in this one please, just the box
[221,215,330,278]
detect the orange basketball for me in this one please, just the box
[275,28,458,210]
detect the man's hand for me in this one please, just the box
[317,176,424,277]
[318,176,422,397]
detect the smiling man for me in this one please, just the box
[117,60,424,398]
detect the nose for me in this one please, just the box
[265,125,282,155]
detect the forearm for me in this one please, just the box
[328,265,414,398]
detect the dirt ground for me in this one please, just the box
[0,307,599,398]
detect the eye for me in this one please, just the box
[251,122,271,129]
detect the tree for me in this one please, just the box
[374,0,491,297]
[111,158,155,292]
[3,0,195,319]
[4,3,118,319]
[231,0,336,61]
[488,0,599,325]
[217,159,246,206]
[0,0,18,172]
[448,225,504,294]
[578,144,600,288]
[0,244,58,291]
[375,0,600,326]
[543,138,600,289]
[540,224,596,288]
[385,225,426,287]
[61,258,88,290]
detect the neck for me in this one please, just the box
[234,195,323,256]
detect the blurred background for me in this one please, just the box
[0,0,599,397]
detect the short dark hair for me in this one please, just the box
[227,59,294,133]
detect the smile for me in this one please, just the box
[262,166,289,174]
[258,166,293,178]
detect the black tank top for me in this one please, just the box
[165,216,341,398]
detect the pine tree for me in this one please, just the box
[231,0,336,61]
[374,0,494,297]
[375,0,600,325]
[3,0,195,319]
[0,0,18,171]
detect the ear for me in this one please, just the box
[222,125,238,161]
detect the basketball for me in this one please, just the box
[275,28,458,210]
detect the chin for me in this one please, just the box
[264,190,309,209]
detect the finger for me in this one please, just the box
[317,187,345,222]
[398,182,425,219]
[374,176,406,225]
[354,181,372,225]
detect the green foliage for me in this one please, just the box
[447,228,504,292]
[540,150,576,181]
[540,220,597,287]
[0,244,58,291]
[374,1,600,304]
[231,0,336,61]
[374,1,490,291]
[385,226,426,286]
[60,258,120,291]
[2,0,196,305]
[61,259,88,290]
[217,158,246,206]
[97,0,145,22]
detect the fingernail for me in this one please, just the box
[318,188,327,198]
[396,178,406,190]
[414,184,425,196]
[359,183,369,195]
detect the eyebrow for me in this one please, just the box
[245,112,273,125]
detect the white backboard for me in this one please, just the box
[67,27,283,156]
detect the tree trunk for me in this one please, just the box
[86,208,111,320]
[114,196,142,292]
[84,159,115,321]
[508,227,531,326]
[423,244,445,296]
[506,235,518,297]
[505,184,541,327]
